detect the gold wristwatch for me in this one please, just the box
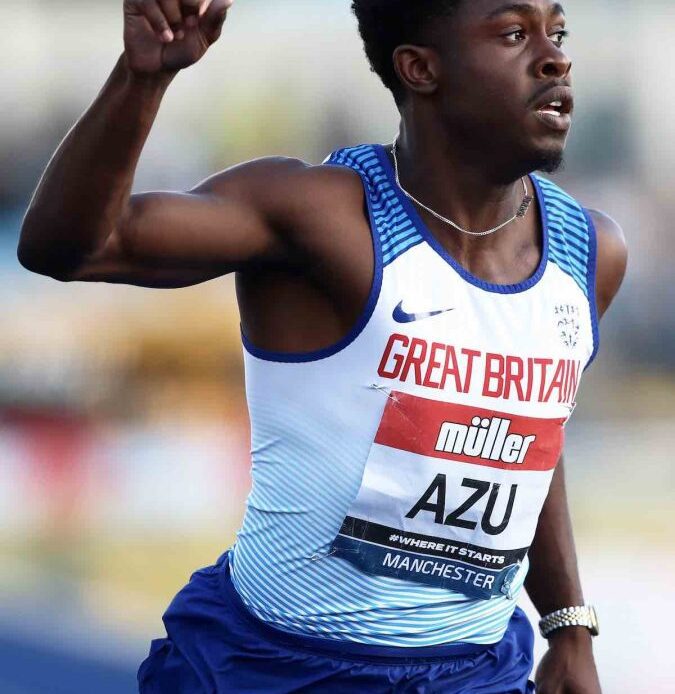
[538,605,599,638]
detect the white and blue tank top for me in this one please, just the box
[230,143,599,646]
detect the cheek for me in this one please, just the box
[444,54,524,118]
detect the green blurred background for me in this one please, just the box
[0,1,673,692]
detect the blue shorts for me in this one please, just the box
[138,552,535,693]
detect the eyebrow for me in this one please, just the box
[486,3,566,20]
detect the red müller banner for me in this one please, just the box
[375,392,565,473]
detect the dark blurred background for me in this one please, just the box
[1,1,673,692]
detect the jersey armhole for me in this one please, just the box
[241,167,384,363]
[582,208,600,371]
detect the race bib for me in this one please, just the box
[331,392,565,599]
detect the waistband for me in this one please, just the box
[218,550,496,663]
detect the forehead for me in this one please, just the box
[458,0,566,22]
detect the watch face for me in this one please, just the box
[589,606,600,636]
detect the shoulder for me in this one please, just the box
[192,154,372,271]
[194,155,364,234]
[194,156,363,205]
[532,178,627,319]
[586,208,628,319]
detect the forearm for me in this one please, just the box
[525,456,587,634]
[18,54,174,278]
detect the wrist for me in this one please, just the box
[548,625,594,649]
[120,53,177,90]
[539,604,599,639]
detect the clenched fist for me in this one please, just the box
[124,0,234,75]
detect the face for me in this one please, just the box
[417,0,573,177]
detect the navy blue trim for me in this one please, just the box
[582,208,600,370]
[220,552,495,661]
[374,145,550,295]
[241,169,384,364]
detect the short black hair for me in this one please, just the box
[351,0,463,103]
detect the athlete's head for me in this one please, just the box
[352,0,573,176]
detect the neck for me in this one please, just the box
[394,118,532,251]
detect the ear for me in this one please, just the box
[393,45,440,97]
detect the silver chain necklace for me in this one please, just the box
[392,139,533,237]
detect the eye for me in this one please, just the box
[549,30,569,47]
[503,29,527,44]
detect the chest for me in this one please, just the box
[363,242,593,417]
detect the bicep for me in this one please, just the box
[70,158,302,287]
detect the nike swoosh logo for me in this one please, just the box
[392,301,455,324]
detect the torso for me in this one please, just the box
[230,143,600,645]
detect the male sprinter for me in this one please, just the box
[19,0,627,691]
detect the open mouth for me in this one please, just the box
[532,87,573,131]
[537,100,565,118]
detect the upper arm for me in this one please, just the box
[70,157,311,288]
[587,208,628,320]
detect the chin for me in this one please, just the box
[524,145,566,175]
[536,151,565,174]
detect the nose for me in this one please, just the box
[534,45,572,80]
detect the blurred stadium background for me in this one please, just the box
[1,1,673,692]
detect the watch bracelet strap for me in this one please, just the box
[538,605,596,638]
